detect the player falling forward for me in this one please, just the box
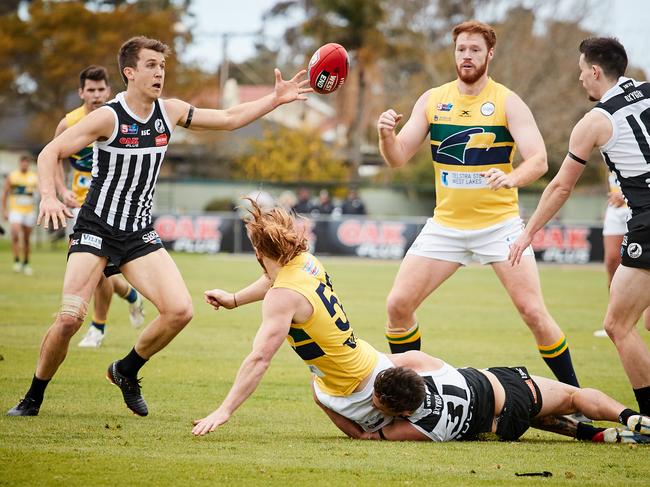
[53,65,145,348]
[193,199,418,436]
[318,351,650,444]
[377,20,580,389]
[509,37,650,416]
[8,36,312,418]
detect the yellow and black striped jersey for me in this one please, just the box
[273,252,377,396]
[426,78,520,229]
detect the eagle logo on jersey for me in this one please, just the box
[437,127,496,165]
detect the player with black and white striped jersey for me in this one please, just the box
[509,37,650,417]
[7,36,313,418]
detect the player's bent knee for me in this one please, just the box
[386,292,415,323]
[162,301,193,330]
[59,294,88,322]
[57,295,88,337]
[603,319,628,342]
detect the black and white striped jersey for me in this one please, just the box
[405,362,473,442]
[84,92,173,232]
[594,77,650,216]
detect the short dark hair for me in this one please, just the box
[374,367,426,414]
[579,37,627,79]
[452,20,497,50]
[118,36,171,85]
[79,65,109,90]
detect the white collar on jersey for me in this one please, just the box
[600,76,635,103]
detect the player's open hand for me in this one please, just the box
[508,232,533,266]
[192,409,230,436]
[204,289,237,310]
[480,168,517,190]
[377,109,403,138]
[273,69,312,106]
[38,195,72,230]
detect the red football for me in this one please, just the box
[307,43,349,94]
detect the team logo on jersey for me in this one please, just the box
[155,118,165,133]
[627,242,642,258]
[120,123,138,135]
[437,102,453,112]
[437,127,496,165]
[480,102,495,116]
[155,134,168,146]
[141,129,151,136]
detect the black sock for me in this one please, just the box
[23,259,29,265]
[575,421,605,441]
[25,375,50,404]
[618,408,638,426]
[633,386,650,415]
[540,346,580,387]
[117,348,148,378]
[388,338,421,353]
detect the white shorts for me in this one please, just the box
[603,205,630,236]
[66,207,81,237]
[407,216,534,265]
[313,353,394,432]
[9,211,36,227]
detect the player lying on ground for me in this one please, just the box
[316,350,650,444]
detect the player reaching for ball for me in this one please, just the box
[7,36,312,418]
[376,20,582,395]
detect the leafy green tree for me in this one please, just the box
[235,126,348,183]
[0,0,198,144]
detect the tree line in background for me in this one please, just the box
[0,0,644,188]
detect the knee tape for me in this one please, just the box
[59,294,89,321]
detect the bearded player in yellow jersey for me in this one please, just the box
[53,65,145,348]
[192,200,420,436]
[377,21,581,392]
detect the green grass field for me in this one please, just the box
[1,243,649,486]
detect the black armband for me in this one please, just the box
[183,106,194,128]
[567,151,587,165]
[378,428,386,440]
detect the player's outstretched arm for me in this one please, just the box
[204,275,273,310]
[167,69,311,132]
[378,89,431,168]
[192,288,295,436]
[508,112,606,265]
[37,108,114,229]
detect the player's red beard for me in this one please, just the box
[456,56,489,84]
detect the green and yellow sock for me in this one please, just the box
[386,323,421,353]
[538,335,579,387]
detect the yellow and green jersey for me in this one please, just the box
[7,169,38,214]
[273,252,377,396]
[427,78,519,229]
[65,105,94,205]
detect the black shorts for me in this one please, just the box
[487,366,542,441]
[621,211,650,269]
[68,207,163,277]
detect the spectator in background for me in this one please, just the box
[316,189,335,215]
[293,187,315,215]
[341,188,367,215]
[277,190,297,214]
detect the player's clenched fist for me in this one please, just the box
[377,109,403,138]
